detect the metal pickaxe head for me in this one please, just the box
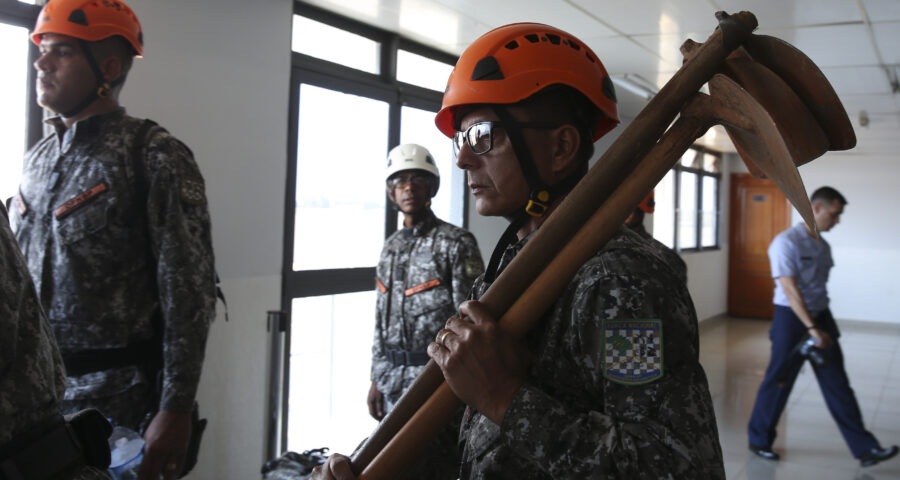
[680,74,817,237]
[681,40,831,178]
[743,34,857,151]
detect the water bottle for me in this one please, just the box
[108,425,145,480]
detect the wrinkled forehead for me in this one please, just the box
[38,33,79,48]
[457,107,497,131]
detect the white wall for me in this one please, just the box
[791,154,900,323]
[123,0,292,478]
[679,153,736,322]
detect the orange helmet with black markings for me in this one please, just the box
[32,0,144,56]
[435,22,619,141]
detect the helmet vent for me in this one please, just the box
[505,40,519,50]
[471,56,504,81]
[568,40,581,51]
[602,76,617,103]
[68,9,89,26]
[524,34,540,43]
[546,34,561,45]
[585,52,596,64]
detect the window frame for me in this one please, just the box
[272,2,461,458]
[0,0,44,150]
[671,146,722,253]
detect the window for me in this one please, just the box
[292,84,389,271]
[291,16,379,74]
[273,3,461,459]
[397,49,454,92]
[0,1,43,203]
[653,147,721,251]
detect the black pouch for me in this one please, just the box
[181,402,207,477]
[64,408,112,469]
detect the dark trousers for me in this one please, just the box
[747,306,878,458]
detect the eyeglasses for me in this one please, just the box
[453,121,560,156]
[387,173,431,189]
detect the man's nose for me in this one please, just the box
[455,144,476,170]
[34,53,51,72]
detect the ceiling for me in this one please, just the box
[301,0,899,156]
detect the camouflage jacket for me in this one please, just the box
[632,223,688,285]
[459,227,724,480]
[371,210,483,407]
[0,203,64,447]
[0,204,110,479]
[10,109,216,413]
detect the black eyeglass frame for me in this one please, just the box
[386,172,433,189]
[452,121,560,156]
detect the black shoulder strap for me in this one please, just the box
[130,118,229,322]
[131,119,158,201]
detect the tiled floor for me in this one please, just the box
[699,316,900,480]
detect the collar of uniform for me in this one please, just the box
[409,209,438,237]
[45,107,127,144]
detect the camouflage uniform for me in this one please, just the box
[372,209,483,480]
[0,204,109,479]
[459,227,724,480]
[631,223,688,285]
[10,109,216,429]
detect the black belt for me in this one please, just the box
[0,416,83,480]
[386,349,429,367]
[62,340,156,376]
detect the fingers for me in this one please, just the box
[310,454,356,480]
[367,382,384,420]
[457,300,494,326]
[139,446,185,480]
[137,447,162,480]
[163,454,186,480]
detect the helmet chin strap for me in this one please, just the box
[482,106,548,283]
[62,39,124,118]
[481,105,585,283]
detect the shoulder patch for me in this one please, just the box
[180,176,206,205]
[464,257,484,279]
[602,319,663,385]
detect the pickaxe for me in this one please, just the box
[347,10,855,479]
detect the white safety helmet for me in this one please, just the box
[385,143,440,193]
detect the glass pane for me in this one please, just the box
[396,50,454,92]
[701,175,718,247]
[652,170,675,249]
[292,15,379,74]
[702,153,720,173]
[679,149,700,169]
[400,105,463,226]
[293,84,388,270]
[286,292,378,455]
[0,24,29,203]
[678,171,698,249]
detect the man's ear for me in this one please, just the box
[99,55,123,83]
[549,124,581,178]
[811,200,823,214]
[386,185,396,204]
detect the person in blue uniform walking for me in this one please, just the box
[747,186,898,467]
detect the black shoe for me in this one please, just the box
[860,445,899,467]
[749,445,780,461]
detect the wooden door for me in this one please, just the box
[727,174,791,318]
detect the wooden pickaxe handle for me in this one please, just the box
[349,11,758,476]
[359,100,717,480]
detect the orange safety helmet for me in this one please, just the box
[436,23,619,141]
[32,0,144,57]
[638,191,655,214]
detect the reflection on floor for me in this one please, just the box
[700,316,900,480]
